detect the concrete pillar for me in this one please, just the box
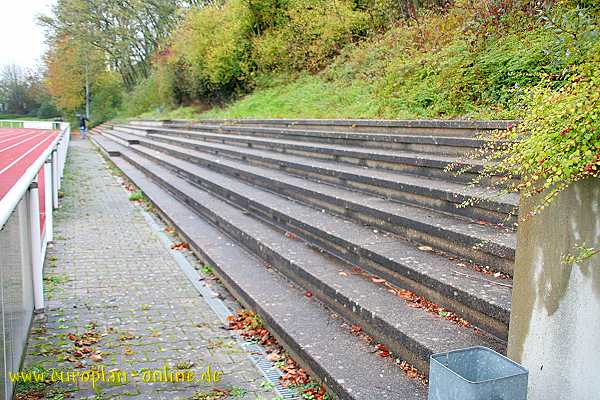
[507,178,600,399]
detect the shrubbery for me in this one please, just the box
[111,0,598,129]
[141,0,433,108]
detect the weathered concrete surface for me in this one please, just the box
[508,178,600,400]
[21,139,278,399]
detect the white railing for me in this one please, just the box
[0,119,64,130]
[0,121,70,399]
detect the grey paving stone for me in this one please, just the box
[20,140,278,399]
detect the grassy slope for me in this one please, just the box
[140,6,587,121]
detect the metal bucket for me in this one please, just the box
[428,346,528,400]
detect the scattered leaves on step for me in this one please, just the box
[122,182,136,192]
[266,352,284,362]
[350,324,362,335]
[352,267,476,330]
[302,383,329,400]
[280,358,309,386]
[468,263,511,280]
[228,311,276,346]
[342,321,425,384]
[171,241,190,250]
[376,343,390,358]
[228,310,330,398]
[396,359,428,385]
[284,231,298,240]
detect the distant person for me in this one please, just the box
[79,115,89,139]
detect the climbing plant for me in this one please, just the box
[449,6,600,263]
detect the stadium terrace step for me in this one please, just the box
[92,136,505,377]
[127,120,491,156]
[101,145,427,400]
[90,132,122,156]
[100,130,139,146]
[101,129,513,340]
[119,126,518,227]
[112,124,492,185]
[110,129,516,271]
[92,116,518,398]
[130,118,515,136]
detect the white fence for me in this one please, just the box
[0,121,70,399]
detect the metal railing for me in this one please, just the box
[0,121,70,398]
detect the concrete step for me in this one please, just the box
[126,127,518,227]
[114,124,492,185]
[131,118,515,136]
[118,130,516,272]
[105,130,512,340]
[100,147,428,400]
[99,129,139,146]
[108,124,149,137]
[89,131,122,156]
[98,138,505,376]
[128,120,491,156]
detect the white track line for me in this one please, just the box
[0,135,56,176]
[0,132,38,144]
[0,135,43,154]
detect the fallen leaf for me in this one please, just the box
[266,352,284,362]
[418,245,433,251]
[304,291,313,298]
[285,231,298,240]
[171,242,190,251]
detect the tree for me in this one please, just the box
[39,0,202,90]
[44,35,104,114]
[0,64,48,115]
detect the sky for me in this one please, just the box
[0,0,56,70]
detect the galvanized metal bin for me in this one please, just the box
[428,346,528,400]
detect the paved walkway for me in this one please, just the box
[20,139,278,399]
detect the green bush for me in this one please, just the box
[36,101,60,119]
[470,43,600,216]
[171,0,255,100]
[90,72,123,126]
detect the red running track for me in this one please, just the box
[0,128,59,233]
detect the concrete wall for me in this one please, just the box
[508,178,600,399]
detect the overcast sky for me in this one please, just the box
[0,0,56,70]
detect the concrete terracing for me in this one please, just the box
[91,118,518,400]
